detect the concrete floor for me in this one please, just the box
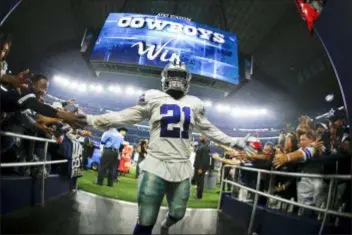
[1,190,245,234]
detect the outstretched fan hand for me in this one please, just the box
[1,69,31,89]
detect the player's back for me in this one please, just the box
[142,89,202,161]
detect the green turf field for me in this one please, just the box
[77,169,220,208]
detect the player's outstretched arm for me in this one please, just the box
[86,105,148,130]
[195,105,248,149]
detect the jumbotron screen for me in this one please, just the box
[90,13,239,85]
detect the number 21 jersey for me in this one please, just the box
[138,89,240,182]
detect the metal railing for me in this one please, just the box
[0,131,68,206]
[217,164,352,235]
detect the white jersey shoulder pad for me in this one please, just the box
[137,89,167,105]
[184,94,204,112]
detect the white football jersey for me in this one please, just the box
[87,89,247,181]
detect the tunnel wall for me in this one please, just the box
[314,0,352,128]
[0,175,71,215]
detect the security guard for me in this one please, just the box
[97,127,124,187]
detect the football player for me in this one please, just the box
[76,60,249,235]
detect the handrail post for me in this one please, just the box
[41,142,48,207]
[268,172,275,194]
[232,167,237,194]
[266,173,274,208]
[217,165,226,211]
[248,171,261,235]
[319,179,334,235]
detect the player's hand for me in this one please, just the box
[57,111,87,129]
[197,169,203,175]
[212,152,221,160]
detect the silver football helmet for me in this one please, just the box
[161,60,192,93]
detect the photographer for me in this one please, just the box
[193,136,211,199]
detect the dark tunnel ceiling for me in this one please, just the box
[2,0,343,121]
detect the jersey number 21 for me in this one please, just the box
[160,104,191,139]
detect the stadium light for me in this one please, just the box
[230,107,269,117]
[325,94,334,102]
[114,85,122,93]
[230,109,238,117]
[52,75,273,117]
[231,107,241,115]
[53,75,70,87]
[88,84,95,91]
[53,75,61,82]
[70,81,78,89]
[78,84,87,92]
[259,108,268,114]
[215,104,223,112]
[96,85,104,92]
[108,85,115,92]
[126,86,135,96]
[107,85,124,93]
[204,100,212,107]
[249,109,261,115]
[216,104,231,113]
[61,78,70,87]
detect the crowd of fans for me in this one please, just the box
[213,112,351,226]
[0,34,91,183]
